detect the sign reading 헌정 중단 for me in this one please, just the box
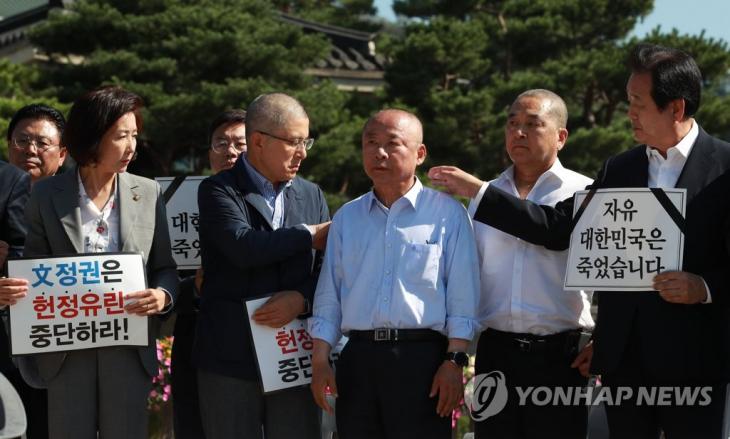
[564,188,686,291]
[245,296,347,394]
[7,253,149,355]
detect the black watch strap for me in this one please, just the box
[444,351,469,367]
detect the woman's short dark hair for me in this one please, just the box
[208,109,247,145]
[628,43,702,117]
[63,86,144,166]
[6,104,66,142]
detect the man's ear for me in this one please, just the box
[671,98,686,122]
[416,143,427,165]
[556,128,568,151]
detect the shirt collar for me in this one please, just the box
[367,177,423,212]
[242,154,292,194]
[77,169,117,203]
[645,120,698,160]
[501,158,567,186]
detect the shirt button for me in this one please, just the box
[383,297,389,302]
[385,270,391,275]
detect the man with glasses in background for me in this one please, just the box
[7,104,67,185]
[194,93,330,438]
[172,109,247,439]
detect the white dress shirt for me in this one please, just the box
[468,159,594,335]
[309,178,480,348]
[645,120,711,302]
[78,172,120,253]
[646,120,698,188]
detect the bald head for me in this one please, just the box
[364,109,424,146]
[245,93,308,145]
[513,89,568,128]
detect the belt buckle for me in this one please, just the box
[374,328,391,341]
[515,338,532,352]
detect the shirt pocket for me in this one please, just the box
[401,243,441,288]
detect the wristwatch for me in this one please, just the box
[444,351,469,368]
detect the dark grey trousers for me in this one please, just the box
[197,368,320,439]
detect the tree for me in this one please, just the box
[28,0,369,199]
[383,0,730,181]
[0,60,68,160]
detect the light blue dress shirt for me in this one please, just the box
[242,155,291,230]
[309,178,480,348]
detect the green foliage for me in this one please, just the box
[383,0,730,181]
[29,0,335,176]
[0,60,68,160]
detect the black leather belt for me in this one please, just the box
[484,328,580,354]
[348,328,446,342]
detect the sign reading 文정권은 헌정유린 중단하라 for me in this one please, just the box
[564,188,686,291]
[156,176,205,270]
[7,253,149,355]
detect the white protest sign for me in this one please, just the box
[157,176,205,270]
[245,296,347,394]
[8,253,149,355]
[565,188,685,291]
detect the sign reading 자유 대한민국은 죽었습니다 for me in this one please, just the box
[564,188,686,291]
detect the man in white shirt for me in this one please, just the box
[431,89,593,438]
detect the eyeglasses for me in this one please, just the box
[211,137,247,154]
[11,135,59,153]
[257,130,314,151]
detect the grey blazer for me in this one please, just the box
[20,169,179,383]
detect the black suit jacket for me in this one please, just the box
[474,127,730,383]
[193,157,330,380]
[0,161,30,372]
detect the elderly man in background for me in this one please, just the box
[194,93,330,439]
[7,104,67,184]
[431,89,594,439]
[310,109,479,439]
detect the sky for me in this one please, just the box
[373,0,730,44]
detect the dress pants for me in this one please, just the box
[46,347,152,439]
[197,368,320,439]
[601,333,725,439]
[171,312,205,439]
[335,336,451,439]
[474,328,588,439]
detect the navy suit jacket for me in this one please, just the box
[0,161,31,372]
[194,157,330,380]
[474,127,730,383]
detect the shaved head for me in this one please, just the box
[245,92,308,145]
[513,89,568,128]
[364,109,423,146]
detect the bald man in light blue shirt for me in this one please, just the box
[309,109,479,439]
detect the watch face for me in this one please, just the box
[447,351,469,367]
[454,352,469,367]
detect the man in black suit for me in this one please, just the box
[193,93,330,438]
[430,44,730,438]
[0,160,32,437]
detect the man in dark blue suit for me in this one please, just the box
[194,93,330,439]
[430,44,730,438]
